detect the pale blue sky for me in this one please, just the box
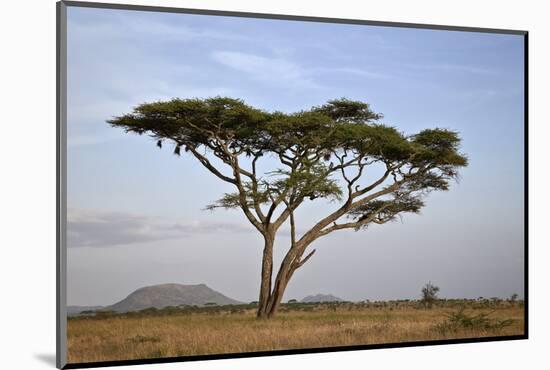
[66,7,524,306]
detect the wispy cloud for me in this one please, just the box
[312,66,390,79]
[211,50,392,92]
[211,51,320,89]
[69,11,249,44]
[406,63,498,76]
[67,209,253,248]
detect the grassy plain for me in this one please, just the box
[67,300,524,364]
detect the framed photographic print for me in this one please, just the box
[56,1,528,368]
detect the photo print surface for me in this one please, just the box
[61,3,527,367]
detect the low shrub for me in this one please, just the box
[126,335,161,344]
[434,308,514,334]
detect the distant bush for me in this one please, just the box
[93,310,118,319]
[421,282,440,309]
[126,335,161,344]
[79,310,95,315]
[66,298,522,323]
[138,307,159,315]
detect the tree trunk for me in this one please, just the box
[266,273,291,318]
[257,237,314,319]
[265,249,297,317]
[256,233,274,318]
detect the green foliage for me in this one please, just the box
[108,97,466,170]
[110,97,269,147]
[270,163,343,201]
[205,163,342,210]
[411,129,468,171]
[312,98,382,123]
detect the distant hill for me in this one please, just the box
[67,305,105,316]
[106,283,242,312]
[301,294,344,303]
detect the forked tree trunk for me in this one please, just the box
[256,238,311,318]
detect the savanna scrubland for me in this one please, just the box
[67,299,524,364]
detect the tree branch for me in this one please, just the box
[289,204,296,249]
[250,154,266,222]
[229,154,264,233]
[294,178,404,253]
[351,164,392,198]
[317,202,394,237]
[293,249,316,270]
[186,145,237,185]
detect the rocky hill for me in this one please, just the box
[301,294,344,303]
[106,283,242,312]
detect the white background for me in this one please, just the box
[0,0,547,369]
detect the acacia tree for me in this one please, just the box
[108,97,467,318]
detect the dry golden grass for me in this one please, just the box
[67,305,524,364]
